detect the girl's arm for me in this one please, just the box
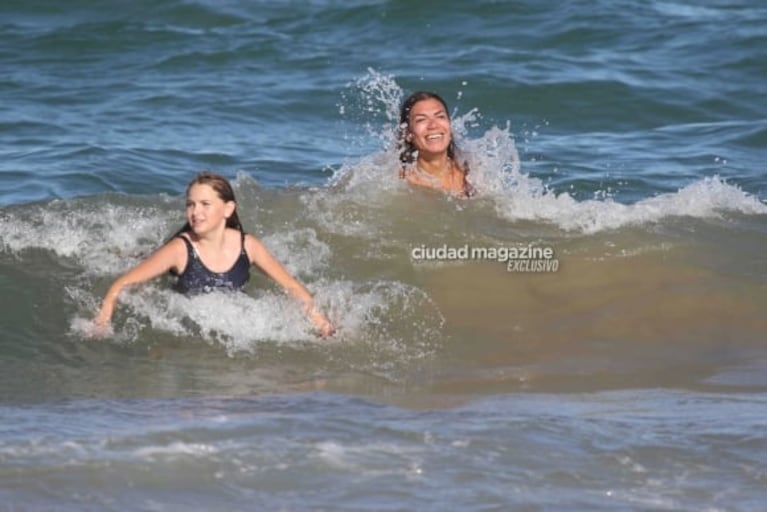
[245,234,335,337]
[94,238,185,329]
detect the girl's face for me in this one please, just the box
[186,183,235,234]
[407,98,452,157]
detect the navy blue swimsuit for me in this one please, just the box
[174,232,250,294]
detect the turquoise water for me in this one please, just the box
[2,1,767,510]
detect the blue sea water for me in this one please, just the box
[1,1,767,510]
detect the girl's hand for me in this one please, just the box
[86,303,114,338]
[307,306,335,338]
[84,317,112,339]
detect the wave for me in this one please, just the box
[1,167,764,361]
[2,70,765,364]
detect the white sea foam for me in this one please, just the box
[261,227,332,279]
[492,174,767,234]
[68,275,443,359]
[0,198,177,274]
[134,441,218,459]
[314,439,426,478]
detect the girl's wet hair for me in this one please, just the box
[173,171,244,238]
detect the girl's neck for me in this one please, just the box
[190,225,228,247]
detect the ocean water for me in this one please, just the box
[1,0,767,510]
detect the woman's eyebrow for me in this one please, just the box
[413,109,446,119]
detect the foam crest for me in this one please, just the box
[69,277,444,359]
[134,441,218,460]
[261,228,332,279]
[69,285,315,351]
[494,175,767,234]
[0,199,177,274]
[306,151,409,243]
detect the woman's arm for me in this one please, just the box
[94,238,185,329]
[245,234,335,337]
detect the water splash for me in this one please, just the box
[67,277,443,364]
[330,69,767,234]
[339,67,404,148]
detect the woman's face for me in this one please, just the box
[407,97,452,157]
[186,183,235,235]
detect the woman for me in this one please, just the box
[397,91,475,197]
[94,172,335,337]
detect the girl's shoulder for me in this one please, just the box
[167,234,191,250]
[242,232,266,256]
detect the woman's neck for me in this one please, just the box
[416,154,451,176]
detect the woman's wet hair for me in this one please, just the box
[173,171,244,238]
[397,91,473,196]
[397,91,457,165]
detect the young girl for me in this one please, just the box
[94,172,335,337]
